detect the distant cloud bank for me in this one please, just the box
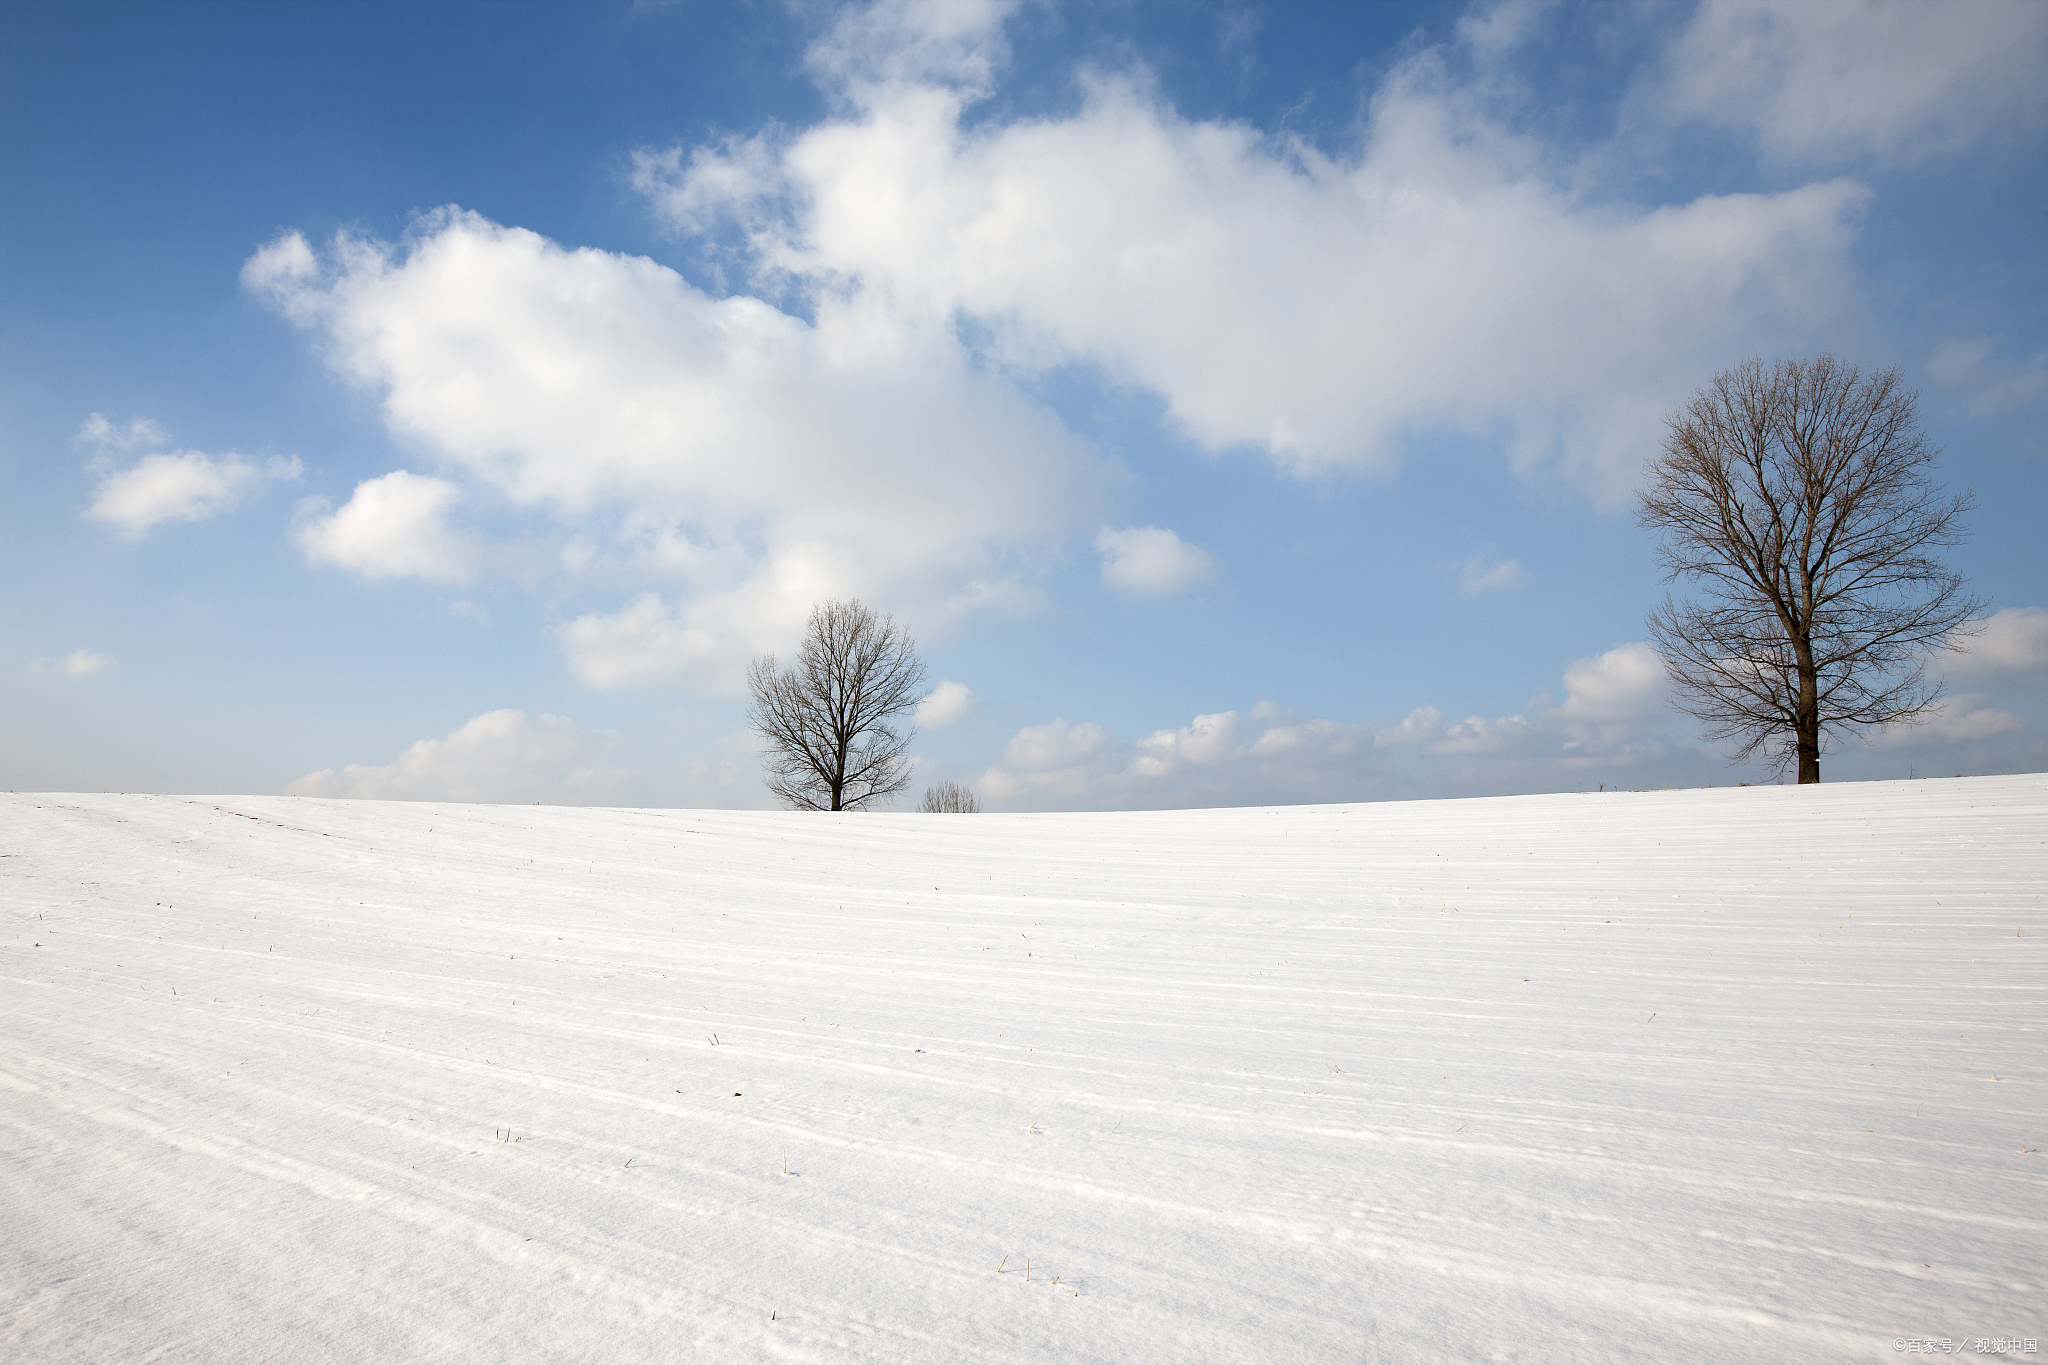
[288,710,640,804]
[976,641,1678,808]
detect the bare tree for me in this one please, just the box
[918,780,981,813]
[1638,355,1982,783]
[746,599,928,811]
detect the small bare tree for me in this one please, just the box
[918,780,981,813]
[746,599,928,811]
[1639,355,1982,783]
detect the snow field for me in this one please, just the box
[2,777,2043,1363]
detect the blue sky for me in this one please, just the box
[4,0,2044,809]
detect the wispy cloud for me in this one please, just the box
[1652,0,2048,166]
[1455,554,1527,596]
[1938,606,2048,680]
[1927,339,2048,417]
[79,414,299,539]
[30,649,113,679]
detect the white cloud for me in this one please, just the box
[559,592,725,691]
[976,642,1683,808]
[646,5,1868,497]
[1547,642,1672,770]
[916,679,976,726]
[295,471,478,584]
[805,0,1015,99]
[241,230,319,310]
[1874,695,2026,748]
[245,3,1936,698]
[246,211,1106,689]
[1657,0,2048,166]
[1940,607,2048,680]
[286,709,642,804]
[1132,709,1242,773]
[1432,712,1533,757]
[1924,702,2026,744]
[1002,717,1110,771]
[1096,525,1221,597]
[979,702,1381,808]
[1365,644,1663,764]
[972,629,2038,807]
[1374,705,1444,748]
[79,413,300,539]
[1241,705,1374,762]
[76,413,166,452]
[1457,555,1526,596]
[29,649,113,679]
[1557,642,1666,721]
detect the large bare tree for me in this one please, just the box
[746,599,928,811]
[1639,356,1981,783]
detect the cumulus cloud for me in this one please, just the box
[645,3,1867,496]
[559,592,724,691]
[1374,705,1444,748]
[1456,554,1526,596]
[1656,0,2048,167]
[1096,525,1221,596]
[1556,642,1666,720]
[294,471,478,584]
[245,1,1954,697]
[79,413,300,539]
[916,679,976,726]
[1546,642,1673,769]
[245,211,1106,688]
[286,709,642,804]
[29,649,113,679]
[1939,606,2048,680]
[1134,708,1241,770]
[1002,717,1110,771]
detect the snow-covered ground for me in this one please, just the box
[3,778,2042,1363]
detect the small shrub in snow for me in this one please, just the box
[919,781,980,813]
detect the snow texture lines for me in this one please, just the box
[1,780,2043,1363]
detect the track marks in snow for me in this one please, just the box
[3,778,2043,1364]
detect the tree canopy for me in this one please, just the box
[746,599,927,811]
[1639,355,1981,782]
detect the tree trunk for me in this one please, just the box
[1793,638,1821,784]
